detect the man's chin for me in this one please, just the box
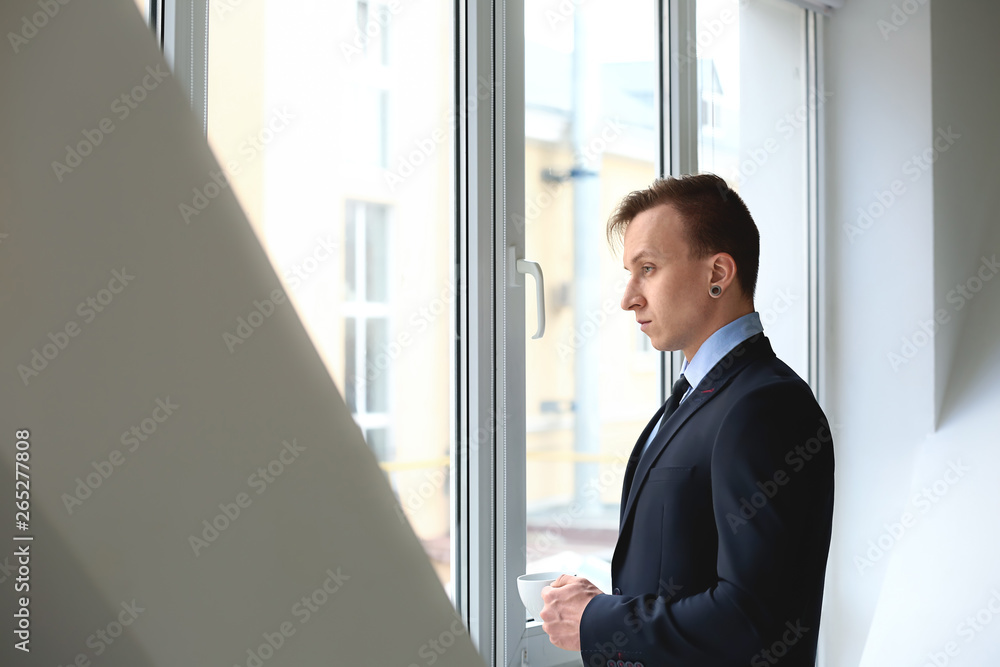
[649,338,672,353]
[648,336,681,353]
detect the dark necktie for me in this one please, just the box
[659,375,691,429]
[632,374,693,485]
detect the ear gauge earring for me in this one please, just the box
[710,285,723,297]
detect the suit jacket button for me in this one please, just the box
[613,587,621,595]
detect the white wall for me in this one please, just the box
[820,1,934,664]
[821,1,1000,664]
[857,1,1000,665]
[931,0,1000,426]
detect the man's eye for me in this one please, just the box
[642,266,654,274]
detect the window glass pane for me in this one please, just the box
[366,427,393,463]
[523,0,660,601]
[365,205,389,302]
[365,317,390,412]
[206,0,456,599]
[356,1,369,37]
[345,202,358,301]
[346,86,389,169]
[355,0,390,66]
[696,0,809,379]
[345,316,357,412]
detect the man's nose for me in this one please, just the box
[621,280,642,311]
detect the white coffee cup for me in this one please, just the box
[516,571,565,621]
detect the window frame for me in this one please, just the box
[462,2,822,665]
[464,2,672,664]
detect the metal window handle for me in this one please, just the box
[508,246,546,339]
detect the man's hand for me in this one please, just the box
[539,574,603,651]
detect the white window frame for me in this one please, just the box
[461,2,673,665]
[460,2,822,666]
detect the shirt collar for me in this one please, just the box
[680,312,764,391]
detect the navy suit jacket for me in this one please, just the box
[579,333,834,667]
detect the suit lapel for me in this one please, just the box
[619,402,667,524]
[619,381,716,525]
[615,334,775,554]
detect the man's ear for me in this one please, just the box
[709,252,738,294]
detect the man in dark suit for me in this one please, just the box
[539,174,835,666]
